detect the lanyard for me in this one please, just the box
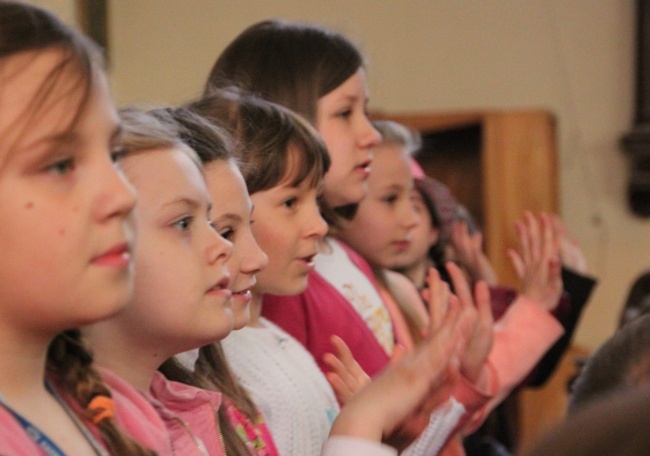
[0,382,109,456]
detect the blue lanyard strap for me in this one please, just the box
[0,393,66,456]
[0,382,110,456]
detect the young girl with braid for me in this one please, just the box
[0,2,169,455]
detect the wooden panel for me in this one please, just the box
[482,110,558,287]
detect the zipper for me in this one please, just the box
[175,416,209,456]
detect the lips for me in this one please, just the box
[207,276,232,297]
[92,242,131,268]
[392,239,412,252]
[355,159,372,176]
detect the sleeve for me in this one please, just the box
[400,398,466,456]
[524,268,597,387]
[482,296,564,410]
[321,436,397,456]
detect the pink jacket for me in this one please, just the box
[0,369,173,456]
[147,372,227,456]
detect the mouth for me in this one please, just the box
[297,252,318,269]
[355,159,372,176]
[92,242,131,268]
[207,276,232,297]
[393,239,412,251]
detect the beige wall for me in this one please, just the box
[38,0,643,351]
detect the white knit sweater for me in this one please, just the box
[221,318,340,456]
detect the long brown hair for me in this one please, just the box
[206,19,364,124]
[131,106,252,456]
[0,3,154,454]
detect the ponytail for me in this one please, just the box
[47,330,156,456]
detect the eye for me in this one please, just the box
[220,228,234,241]
[45,157,75,175]
[283,197,298,209]
[336,108,352,119]
[110,146,127,163]
[382,194,398,205]
[173,216,193,232]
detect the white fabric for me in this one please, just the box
[221,318,340,456]
[401,397,466,456]
[321,436,397,456]
[315,239,395,354]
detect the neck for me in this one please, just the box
[247,292,265,328]
[84,322,170,391]
[0,324,53,403]
[397,257,431,290]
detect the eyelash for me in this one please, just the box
[110,147,127,163]
[383,194,398,205]
[337,108,352,119]
[220,228,234,240]
[173,216,194,232]
[45,157,75,175]
[283,197,298,209]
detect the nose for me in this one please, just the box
[358,116,382,150]
[206,227,233,266]
[304,202,328,240]
[240,231,268,276]
[400,199,420,231]
[95,160,137,222]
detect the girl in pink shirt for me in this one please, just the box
[0,2,168,455]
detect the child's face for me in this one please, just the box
[316,68,381,208]
[204,159,268,330]
[393,188,440,270]
[251,147,328,296]
[0,49,136,333]
[338,143,420,269]
[119,147,234,354]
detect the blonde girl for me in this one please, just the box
[0,2,167,455]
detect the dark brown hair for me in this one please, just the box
[0,3,154,454]
[206,19,364,124]
[189,87,330,196]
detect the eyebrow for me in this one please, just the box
[161,196,203,211]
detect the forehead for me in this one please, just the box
[0,49,85,158]
[204,159,252,214]
[121,147,209,209]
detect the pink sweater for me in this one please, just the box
[0,369,173,456]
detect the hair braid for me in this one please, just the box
[47,330,156,456]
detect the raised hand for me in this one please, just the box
[323,335,371,405]
[449,220,499,286]
[330,272,463,447]
[551,213,588,274]
[445,262,494,383]
[508,211,563,311]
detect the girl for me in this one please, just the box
[84,107,257,455]
[0,3,169,455]
[205,20,498,455]
[335,120,567,447]
[186,89,468,455]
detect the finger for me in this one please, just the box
[525,211,541,264]
[514,219,531,266]
[507,248,525,279]
[446,262,474,310]
[474,280,494,327]
[325,372,354,404]
[425,267,447,330]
